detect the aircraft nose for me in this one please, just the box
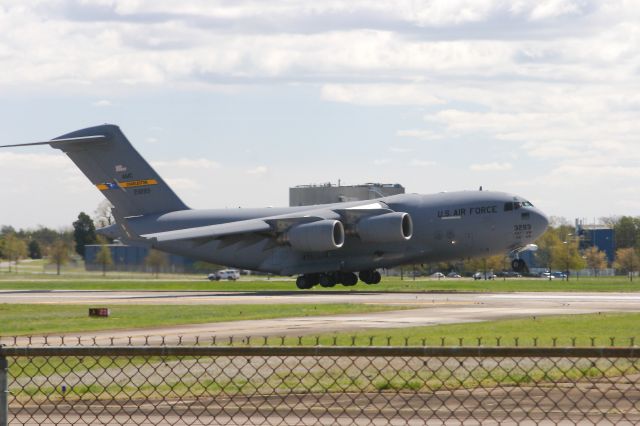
[535,209,549,232]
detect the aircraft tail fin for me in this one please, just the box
[5,124,189,217]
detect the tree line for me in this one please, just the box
[0,210,168,276]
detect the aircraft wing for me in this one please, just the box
[139,201,407,247]
[140,213,328,244]
[141,219,273,244]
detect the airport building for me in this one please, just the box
[289,182,405,206]
[521,219,616,274]
[576,220,616,264]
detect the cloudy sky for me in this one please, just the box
[1,0,639,229]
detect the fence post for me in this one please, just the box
[0,355,8,426]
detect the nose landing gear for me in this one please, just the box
[511,258,529,274]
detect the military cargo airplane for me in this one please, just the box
[2,125,549,289]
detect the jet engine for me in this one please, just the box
[356,212,413,243]
[287,220,345,252]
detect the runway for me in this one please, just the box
[2,290,640,346]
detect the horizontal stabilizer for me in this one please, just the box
[0,135,107,148]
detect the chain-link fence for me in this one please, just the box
[2,346,640,425]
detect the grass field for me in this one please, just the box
[268,312,640,347]
[0,274,639,292]
[0,303,403,336]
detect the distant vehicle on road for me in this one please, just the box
[447,272,462,278]
[208,269,241,281]
[430,272,445,279]
[539,272,555,279]
[551,271,567,279]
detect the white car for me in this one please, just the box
[208,269,241,281]
[473,272,497,280]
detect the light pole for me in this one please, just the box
[563,233,573,282]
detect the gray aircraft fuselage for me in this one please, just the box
[2,124,549,283]
[106,190,549,275]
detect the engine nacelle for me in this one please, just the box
[287,220,345,252]
[356,212,413,243]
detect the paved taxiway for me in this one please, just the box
[2,290,640,346]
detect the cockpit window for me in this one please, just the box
[505,201,534,211]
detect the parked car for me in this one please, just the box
[430,272,445,279]
[473,272,497,280]
[208,269,241,281]
[497,271,522,278]
[539,272,555,279]
[551,271,567,279]
[447,272,462,278]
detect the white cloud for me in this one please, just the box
[1,1,640,225]
[92,99,112,107]
[411,159,436,167]
[470,162,513,172]
[246,165,268,175]
[164,177,201,190]
[397,129,443,140]
[152,158,219,169]
[528,0,582,21]
[389,146,413,153]
[0,152,70,169]
[322,84,443,106]
[372,159,391,166]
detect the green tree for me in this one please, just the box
[31,226,70,248]
[614,216,640,250]
[614,248,639,281]
[534,228,563,270]
[28,240,42,259]
[48,240,70,275]
[73,212,97,258]
[2,233,27,273]
[145,249,168,278]
[584,246,607,277]
[95,237,113,277]
[550,239,585,280]
[94,200,115,228]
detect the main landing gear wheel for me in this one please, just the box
[296,274,319,290]
[340,272,358,286]
[319,274,337,288]
[359,270,382,285]
[296,276,311,290]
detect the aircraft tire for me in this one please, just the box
[370,271,382,284]
[358,270,372,284]
[319,274,337,288]
[341,272,358,286]
[511,259,520,271]
[306,273,320,286]
[296,276,311,290]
